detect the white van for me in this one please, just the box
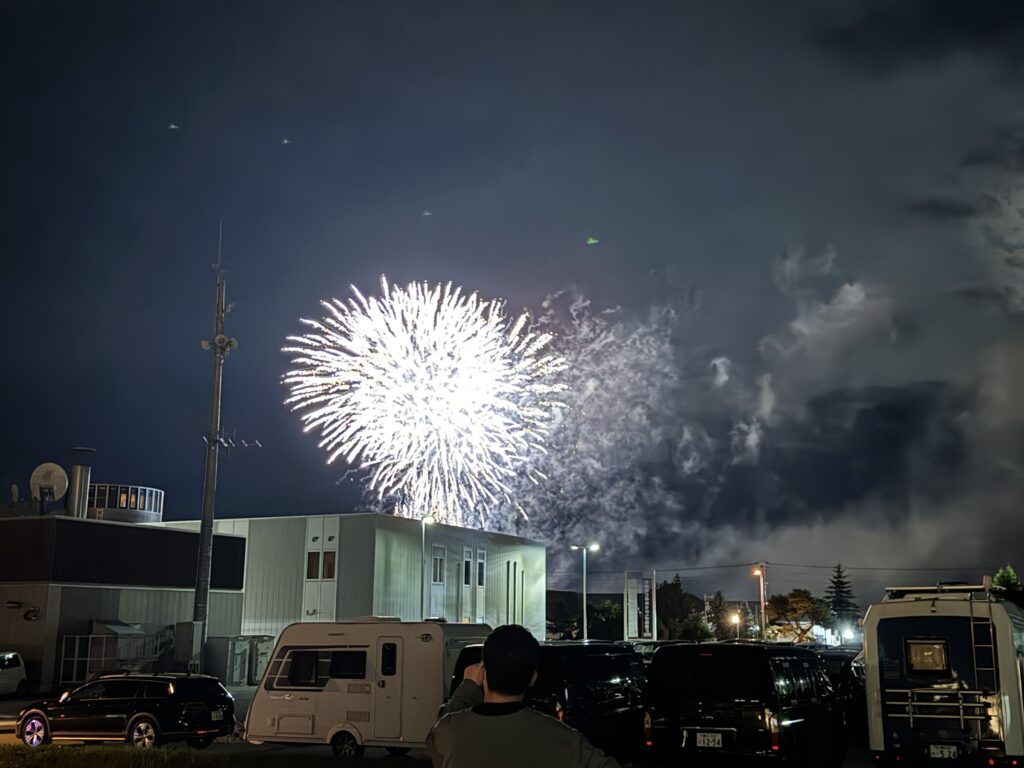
[245,619,490,758]
[864,581,1024,765]
[0,652,27,696]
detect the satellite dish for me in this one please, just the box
[30,463,68,503]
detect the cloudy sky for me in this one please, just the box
[4,0,1024,602]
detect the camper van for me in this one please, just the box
[864,582,1024,766]
[244,620,490,758]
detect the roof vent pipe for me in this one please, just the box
[66,447,95,519]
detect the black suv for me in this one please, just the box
[451,642,647,763]
[16,673,235,749]
[644,643,846,767]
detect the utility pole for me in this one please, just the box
[192,225,237,665]
[754,562,768,639]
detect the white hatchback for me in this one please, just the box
[0,652,27,696]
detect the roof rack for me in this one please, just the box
[884,577,993,600]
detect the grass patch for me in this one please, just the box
[0,745,349,767]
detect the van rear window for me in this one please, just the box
[650,647,773,706]
[906,640,949,673]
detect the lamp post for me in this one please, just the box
[570,543,600,641]
[753,563,767,639]
[731,612,741,639]
[420,515,436,620]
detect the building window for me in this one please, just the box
[477,550,486,587]
[129,487,138,510]
[118,486,129,508]
[87,485,96,507]
[306,551,320,580]
[463,548,472,586]
[322,551,336,580]
[432,545,446,584]
[95,485,107,508]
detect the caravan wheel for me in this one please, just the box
[331,731,365,760]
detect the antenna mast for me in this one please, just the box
[192,222,238,663]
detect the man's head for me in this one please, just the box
[481,624,540,697]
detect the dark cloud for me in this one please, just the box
[903,197,985,221]
[815,0,1024,72]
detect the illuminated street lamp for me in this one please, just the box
[570,543,600,641]
[420,515,436,620]
[752,564,767,639]
[731,612,741,639]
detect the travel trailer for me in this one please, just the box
[863,581,1024,766]
[245,619,490,758]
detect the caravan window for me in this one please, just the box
[907,640,949,673]
[330,651,366,679]
[288,650,320,686]
[381,643,398,676]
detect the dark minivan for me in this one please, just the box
[17,673,235,749]
[644,643,845,767]
[451,642,647,763]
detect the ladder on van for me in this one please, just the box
[969,596,998,692]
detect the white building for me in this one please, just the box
[162,513,546,639]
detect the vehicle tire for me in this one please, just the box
[331,731,365,760]
[385,746,411,756]
[186,735,215,749]
[20,714,48,748]
[127,717,161,748]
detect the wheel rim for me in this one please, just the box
[23,718,44,747]
[336,735,356,756]
[132,721,156,748]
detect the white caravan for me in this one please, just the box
[863,581,1024,766]
[245,620,490,758]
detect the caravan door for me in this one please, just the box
[374,637,403,739]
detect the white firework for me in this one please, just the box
[283,276,565,527]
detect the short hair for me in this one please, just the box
[482,624,540,696]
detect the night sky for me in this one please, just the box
[5,1,1024,601]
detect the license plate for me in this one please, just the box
[696,732,722,748]
[211,710,224,721]
[928,745,957,759]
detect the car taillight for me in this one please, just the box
[765,708,779,752]
[644,710,652,746]
[555,701,564,722]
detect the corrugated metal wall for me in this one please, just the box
[239,518,304,636]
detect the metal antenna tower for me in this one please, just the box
[192,223,238,657]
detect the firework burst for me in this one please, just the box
[283,276,565,526]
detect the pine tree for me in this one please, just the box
[708,591,729,639]
[824,563,859,625]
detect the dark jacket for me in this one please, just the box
[426,680,620,768]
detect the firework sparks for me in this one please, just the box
[283,276,565,526]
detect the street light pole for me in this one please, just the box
[571,543,599,641]
[420,515,435,620]
[753,563,767,639]
[732,612,741,639]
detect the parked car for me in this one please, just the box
[0,652,27,696]
[451,641,647,763]
[816,647,866,724]
[16,673,234,748]
[643,643,846,767]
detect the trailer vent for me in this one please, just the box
[347,711,370,722]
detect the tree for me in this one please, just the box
[768,589,831,642]
[707,591,729,639]
[675,612,714,642]
[994,564,1024,605]
[588,600,624,641]
[824,563,859,626]
[655,574,704,640]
